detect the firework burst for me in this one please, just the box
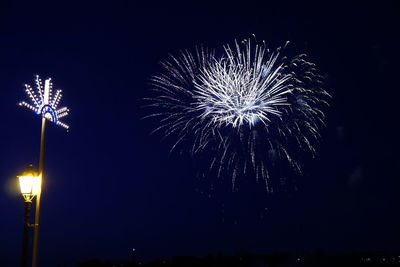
[146,38,330,190]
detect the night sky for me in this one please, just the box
[1,1,399,266]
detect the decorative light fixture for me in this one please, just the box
[19,75,70,130]
[18,75,70,267]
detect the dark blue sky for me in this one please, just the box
[0,0,399,266]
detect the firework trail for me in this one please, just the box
[146,38,330,191]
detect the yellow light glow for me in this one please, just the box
[18,165,41,201]
[32,175,41,195]
[19,176,35,194]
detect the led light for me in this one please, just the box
[19,75,70,130]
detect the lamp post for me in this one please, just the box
[19,75,69,267]
[18,164,40,267]
[31,117,47,267]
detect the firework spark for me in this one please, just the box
[146,38,330,190]
[19,75,70,130]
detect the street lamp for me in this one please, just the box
[18,165,41,202]
[19,75,70,267]
[18,164,40,267]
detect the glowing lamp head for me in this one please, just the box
[18,165,41,202]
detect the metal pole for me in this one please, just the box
[32,117,48,267]
[21,200,32,267]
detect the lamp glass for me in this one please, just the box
[19,176,35,194]
[32,175,42,195]
[19,174,41,201]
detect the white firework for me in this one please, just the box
[147,38,330,190]
[194,40,293,128]
[19,75,70,130]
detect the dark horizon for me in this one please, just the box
[1,0,399,266]
[80,250,400,266]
